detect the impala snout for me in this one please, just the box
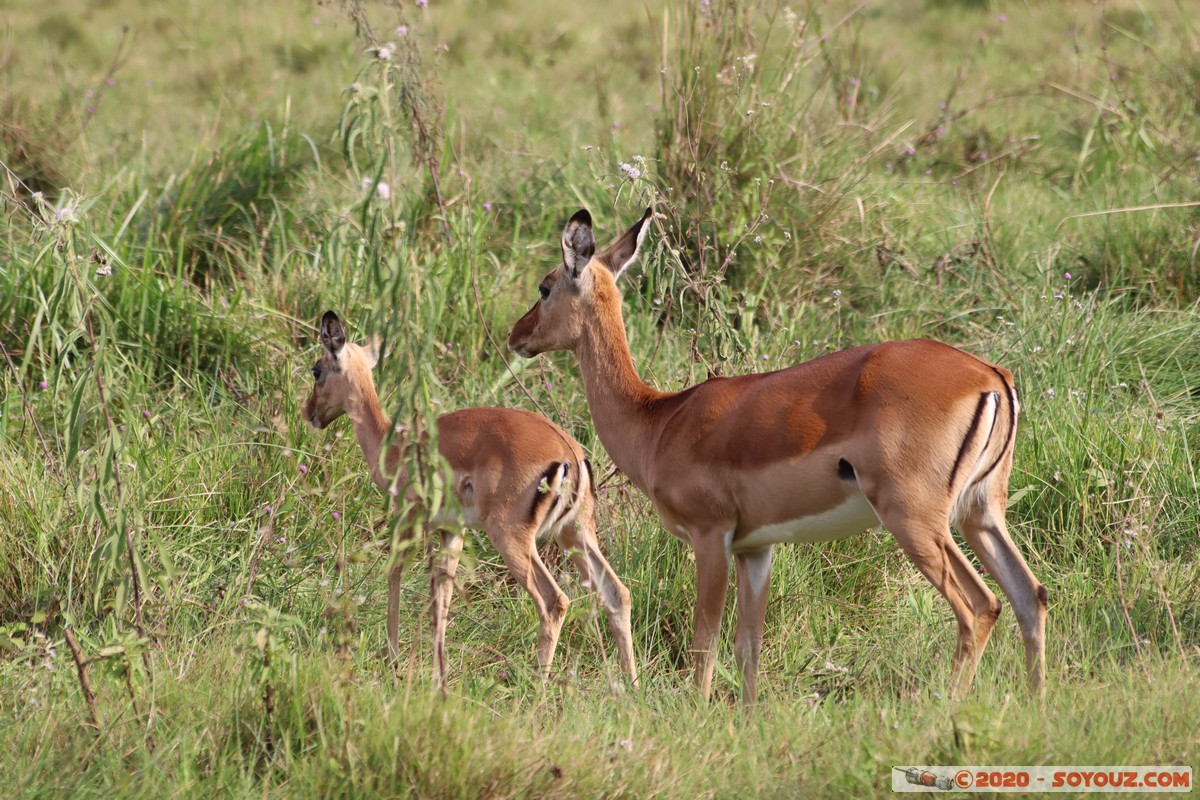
[307,404,345,430]
[508,339,535,359]
[302,387,345,431]
[301,395,324,429]
[506,305,541,358]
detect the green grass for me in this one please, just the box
[2,0,1199,796]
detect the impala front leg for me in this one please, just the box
[691,532,732,700]
[734,546,773,705]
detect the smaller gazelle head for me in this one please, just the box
[302,311,380,430]
[507,207,652,357]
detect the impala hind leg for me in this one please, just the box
[733,546,773,705]
[691,532,732,700]
[429,530,464,692]
[557,520,638,686]
[958,499,1047,696]
[881,510,1002,698]
[493,531,570,680]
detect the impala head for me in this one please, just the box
[302,311,381,429]
[507,207,653,357]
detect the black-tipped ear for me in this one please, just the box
[561,209,596,279]
[320,311,346,357]
[598,207,652,280]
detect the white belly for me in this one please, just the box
[731,492,880,553]
[429,506,481,529]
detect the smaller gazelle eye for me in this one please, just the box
[312,366,322,380]
[538,284,550,300]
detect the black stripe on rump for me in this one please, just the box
[972,366,1017,487]
[583,459,596,501]
[543,462,577,531]
[947,391,994,491]
[529,462,565,523]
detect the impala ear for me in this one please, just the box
[363,334,381,370]
[597,207,652,280]
[561,209,596,280]
[320,311,347,358]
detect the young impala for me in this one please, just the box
[507,209,1047,704]
[303,311,636,689]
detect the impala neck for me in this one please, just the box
[575,276,669,489]
[346,380,397,493]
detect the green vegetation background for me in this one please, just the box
[1,0,1197,796]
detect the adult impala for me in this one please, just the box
[303,311,636,689]
[507,209,1047,703]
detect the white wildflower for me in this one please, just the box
[54,201,77,224]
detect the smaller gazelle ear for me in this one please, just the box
[561,209,596,280]
[597,207,653,280]
[320,311,347,358]
[363,333,381,370]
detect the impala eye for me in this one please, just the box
[538,284,550,300]
[312,366,322,379]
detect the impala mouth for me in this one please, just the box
[309,414,324,430]
[508,341,534,358]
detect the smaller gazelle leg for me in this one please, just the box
[386,564,406,668]
[429,530,464,693]
[733,546,773,705]
[558,520,638,686]
[385,527,421,669]
[493,532,570,680]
